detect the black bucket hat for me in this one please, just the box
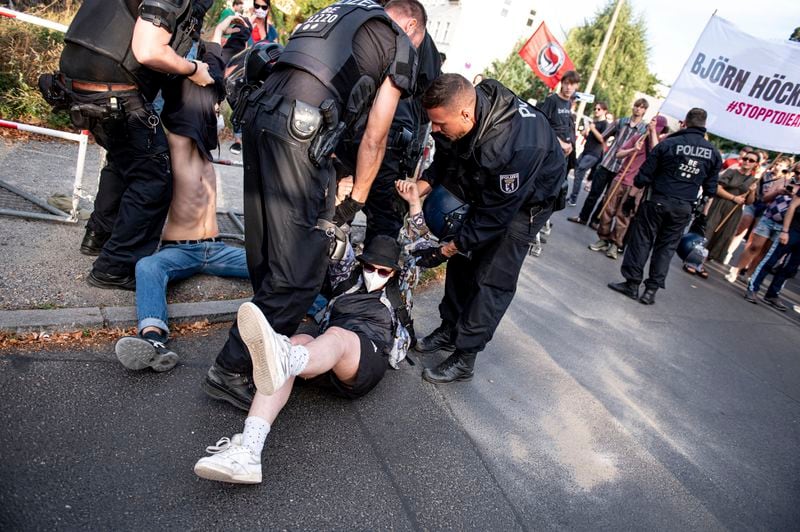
[357,235,401,271]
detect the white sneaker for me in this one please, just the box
[724,268,738,283]
[237,302,292,395]
[540,220,552,236]
[529,243,543,257]
[194,434,262,484]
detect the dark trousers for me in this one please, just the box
[748,229,800,297]
[83,94,172,276]
[438,204,552,353]
[579,165,614,223]
[363,162,407,246]
[215,95,335,373]
[621,198,693,289]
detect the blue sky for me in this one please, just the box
[536,0,799,85]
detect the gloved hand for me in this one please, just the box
[621,196,637,217]
[333,196,364,226]
[412,246,448,269]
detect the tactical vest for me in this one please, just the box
[276,0,413,126]
[64,0,194,87]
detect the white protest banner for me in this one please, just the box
[661,15,800,154]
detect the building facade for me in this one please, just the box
[421,0,538,80]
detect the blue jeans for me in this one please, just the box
[135,241,249,336]
[570,151,601,203]
[748,228,800,297]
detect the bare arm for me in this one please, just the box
[131,18,213,85]
[350,77,402,203]
[779,195,800,244]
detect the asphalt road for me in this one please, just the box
[1,207,799,530]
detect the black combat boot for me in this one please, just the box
[80,228,109,256]
[607,279,640,300]
[422,350,477,384]
[639,287,658,305]
[202,363,255,411]
[415,321,456,353]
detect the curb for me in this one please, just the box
[0,297,250,334]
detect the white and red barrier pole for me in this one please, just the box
[0,119,89,222]
[0,7,67,33]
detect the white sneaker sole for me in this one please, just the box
[237,302,284,395]
[194,460,261,484]
[115,337,178,372]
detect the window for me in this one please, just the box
[442,21,451,42]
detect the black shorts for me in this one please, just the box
[304,332,389,399]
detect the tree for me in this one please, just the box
[563,0,659,117]
[482,39,552,105]
[790,27,800,42]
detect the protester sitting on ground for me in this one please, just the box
[701,159,759,266]
[193,181,428,483]
[114,18,250,372]
[589,115,667,260]
[725,157,794,282]
[743,186,800,310]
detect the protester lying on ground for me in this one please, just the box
[725,157,795,282]
[193,232,413,484]
[743,186,800,311]
[589,115,667,260]
[114,18,250,372]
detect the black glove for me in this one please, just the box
[333,196,364,226]
[412,246,448,269]
[621,196,637,217]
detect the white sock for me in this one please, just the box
[288,344,310,376]
[242,416,270,455]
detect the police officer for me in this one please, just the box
[50,0,214,289]
[203,0,428,410]
[412,74,565,384]
[608,107,721,305]
[336,29,441,245]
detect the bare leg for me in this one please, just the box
[724,214,753,265]
[735,234,768,271]
[247,326,362,422]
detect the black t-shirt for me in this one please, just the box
[263,18,397,109]
[539,93,575,145]
[161,42,226,161]
[791,189,800,233]
[583,119,608,157]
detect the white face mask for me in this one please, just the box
[254,7,267,18]
[363,270,391,293]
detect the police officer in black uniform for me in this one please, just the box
[336,30,441,245]
[608,107,721,305]
[48,0,214,289]
[412,74,565,384]
[203,0,428,410]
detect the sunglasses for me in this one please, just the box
[742,158,759,163]
[254,2,269,8]
[362,263,394,277]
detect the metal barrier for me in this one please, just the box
[0,120,89,223]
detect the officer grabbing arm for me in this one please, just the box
[608,107,722,305]
[47,0,213,291]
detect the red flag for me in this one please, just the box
[518,22,575,89]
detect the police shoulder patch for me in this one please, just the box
[499,173,520,194]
